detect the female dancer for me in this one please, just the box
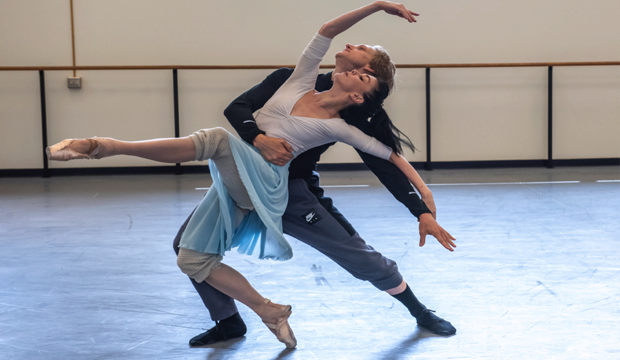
[48,2,450,348]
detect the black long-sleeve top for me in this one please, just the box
[223,68,431,219]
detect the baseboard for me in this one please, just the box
[1,158,618,177]
[0,165,195,178]
[317,158,620,171]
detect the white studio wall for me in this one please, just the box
[1,0,619,170]
[554,66,620,160]
[0,71,44,170]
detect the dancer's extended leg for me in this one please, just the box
[105,137,196,163]
[283,178,456,336]
[48,128,254,210]
[47,136,196,163]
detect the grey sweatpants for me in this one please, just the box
[173,176,403,321]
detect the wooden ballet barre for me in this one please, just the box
[397,61,620,68]
[0,61,618,71]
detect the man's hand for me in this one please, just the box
[253,134,294,166]
[419,213,456,251]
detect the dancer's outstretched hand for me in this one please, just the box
[253,134,294,166]
[376,1,419,23]
[419,213,456,251]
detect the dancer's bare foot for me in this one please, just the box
[256,299,296,348]
[46,137,113,161]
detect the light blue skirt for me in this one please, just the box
[178,133,293,261]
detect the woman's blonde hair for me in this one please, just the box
[369,45,396,94]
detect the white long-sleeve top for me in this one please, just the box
[254,33,393,161]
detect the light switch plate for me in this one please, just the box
[68,77,82,89]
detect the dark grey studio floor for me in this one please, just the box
[1,166,619,360]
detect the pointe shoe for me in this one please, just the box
[46,138,104,161]
[261,299,296,349]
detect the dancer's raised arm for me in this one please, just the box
[319,1,418,39]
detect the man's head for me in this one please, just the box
[335,44,396,93]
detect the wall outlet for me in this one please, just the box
[67,77,82,89]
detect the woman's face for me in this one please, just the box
[333,69,378,100]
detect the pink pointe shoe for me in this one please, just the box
[46,138,104,161]
[262,299,296,349]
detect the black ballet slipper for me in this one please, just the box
[189,312,247,346]
[416,309,457,336]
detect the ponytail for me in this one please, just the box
[342,78,416,155]
[368,108,416,155]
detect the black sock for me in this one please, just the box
[390,284,427,319]
[218,312,245,329]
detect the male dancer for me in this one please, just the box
[173,38,457,346]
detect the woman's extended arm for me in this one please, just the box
[319,1,418,39]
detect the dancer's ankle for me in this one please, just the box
[87,137,117,158]
[255,300,274,322]
[385,280,407,295]
[255,299,290,324]
[390,283,426,318]
[98,138,117,157]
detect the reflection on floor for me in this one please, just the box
[1,166,619,360]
